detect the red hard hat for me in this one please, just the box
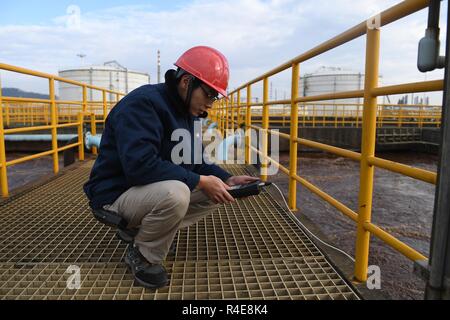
[175,46,229,97]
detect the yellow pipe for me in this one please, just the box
[1,96,51,104]
[371,80,443,96]
[368,156,436,184]
[355,27,380,282]
[225,98,229,132]
[6,150,55,166]
[77,113,84,161]
[298,138,362,161]
[82,86,87,113]
[295,90,364,103]
[57,122,81,129]
[245,85,252,164]
[58,142,81,152]
[254,125,362,161]
[91,113,97,155]
[0,87,8,197]
[237,90,241,128]
[289,63,300,210]
[102,90,107,122]
[265,99,292,106]
[49,78,59,174]
[293,174,359,222]
[4,125,54,135]
[5,103,10,127]
[261,77,269,181]
[230,93,234,131]
[364,222,427,262]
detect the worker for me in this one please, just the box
[83,46,259,289]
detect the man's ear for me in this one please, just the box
[180,74,193,89]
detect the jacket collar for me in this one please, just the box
[164,69,190,117]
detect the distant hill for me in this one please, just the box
[1,87,52,99]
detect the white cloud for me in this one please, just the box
[0,0,446,104]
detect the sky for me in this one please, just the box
[0,0,447,104]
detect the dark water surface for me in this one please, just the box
[270,151,437,300]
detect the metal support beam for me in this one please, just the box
[425,2,450,300]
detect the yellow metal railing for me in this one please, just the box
[2,101,117,126]
[218,102,441,128]
[211,0,439,283]
[0,62,125,197]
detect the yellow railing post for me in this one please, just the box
[289,63,299,210]
[221,99,227,137]
[261,77,269,181]
[82,85,87,113]
[334,105,338,128]
[91,113,97,155]
[245,85,252,164]
[356,105,360,128]
[77,113,85,161]
[102,90,107,122]
[354,26,380,282]
[225,97,229,133]
[419,105,423,128]
[218,102,222,133]
[0,86,8,197]
[323,105,326,126]
[49,78,59,174]
[5,102,10,127]
[230,93,234,131]
[29,105,33,126]
[312,106,316,127]
[237,90,241,128]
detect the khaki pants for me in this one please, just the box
[105,180,220,264]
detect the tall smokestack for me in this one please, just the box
[157,50,161,84]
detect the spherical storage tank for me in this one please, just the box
[299,66,383,116]
[58,61,150,102]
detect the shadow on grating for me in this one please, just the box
[0,161,359,300]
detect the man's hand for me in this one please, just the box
[225,175,260,186]
[198,175,235,204]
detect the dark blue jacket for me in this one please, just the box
[83,71,232,209]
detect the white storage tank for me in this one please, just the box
[58,61,150,102]
[299,66,383,116]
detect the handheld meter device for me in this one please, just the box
[227,181,272,198]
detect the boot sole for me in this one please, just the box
[124,256,169,289]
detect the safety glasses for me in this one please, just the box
[199,83,219,102]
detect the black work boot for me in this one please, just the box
[124,244,169,289]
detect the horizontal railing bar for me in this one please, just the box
[364,221,427,261]
[371,80,444,96]
[368,156,437,184]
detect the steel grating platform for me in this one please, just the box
[0,161,360,300]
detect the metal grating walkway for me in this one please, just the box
[0,161,359,300]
